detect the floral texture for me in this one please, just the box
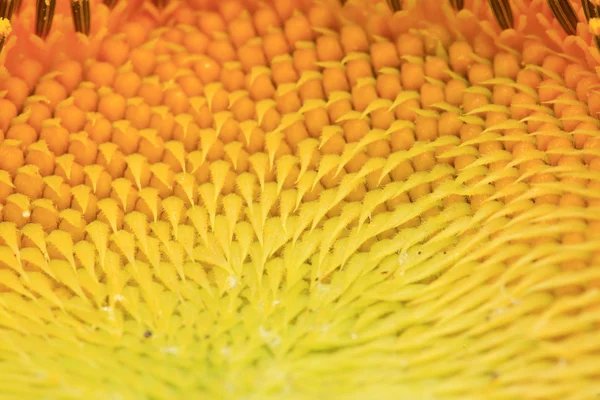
[0,0,599,399]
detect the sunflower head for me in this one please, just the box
[0,0,600,399]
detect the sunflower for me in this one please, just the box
[0,0,599,398]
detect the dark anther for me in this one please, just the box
[71,0,90,35]
[385,0,401,12]
[488,0,514,30]
[143,330,152,338]
[450,0,465,10]
[152,0,168,8]
[103,0,117,9]
[0,0,17,20]
[582,0,600,49]
[547,0,578,36]
[582,0,600,21]
[35,0,56,39]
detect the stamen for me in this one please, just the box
[582,0,600,21]
[70,0,90,35]
[385,0,401,12]
[0,0,17,20]
[488,0,514,30]
[581,0,600,48]
[546,0,578,35]
[450,0,465,10]
[152,0,168,8]
[35,0,56,39]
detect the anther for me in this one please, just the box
[546,0,578,36]
[103,0,117,9]
[35,0,56,39]
[0,0,18,20]
[582,0,600,48]
[70,0,90,35]
[582,0,600,21]
[488,0,514,30]
[449,0,465,9]
[385,0,401,12]
[152,0,168,8]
